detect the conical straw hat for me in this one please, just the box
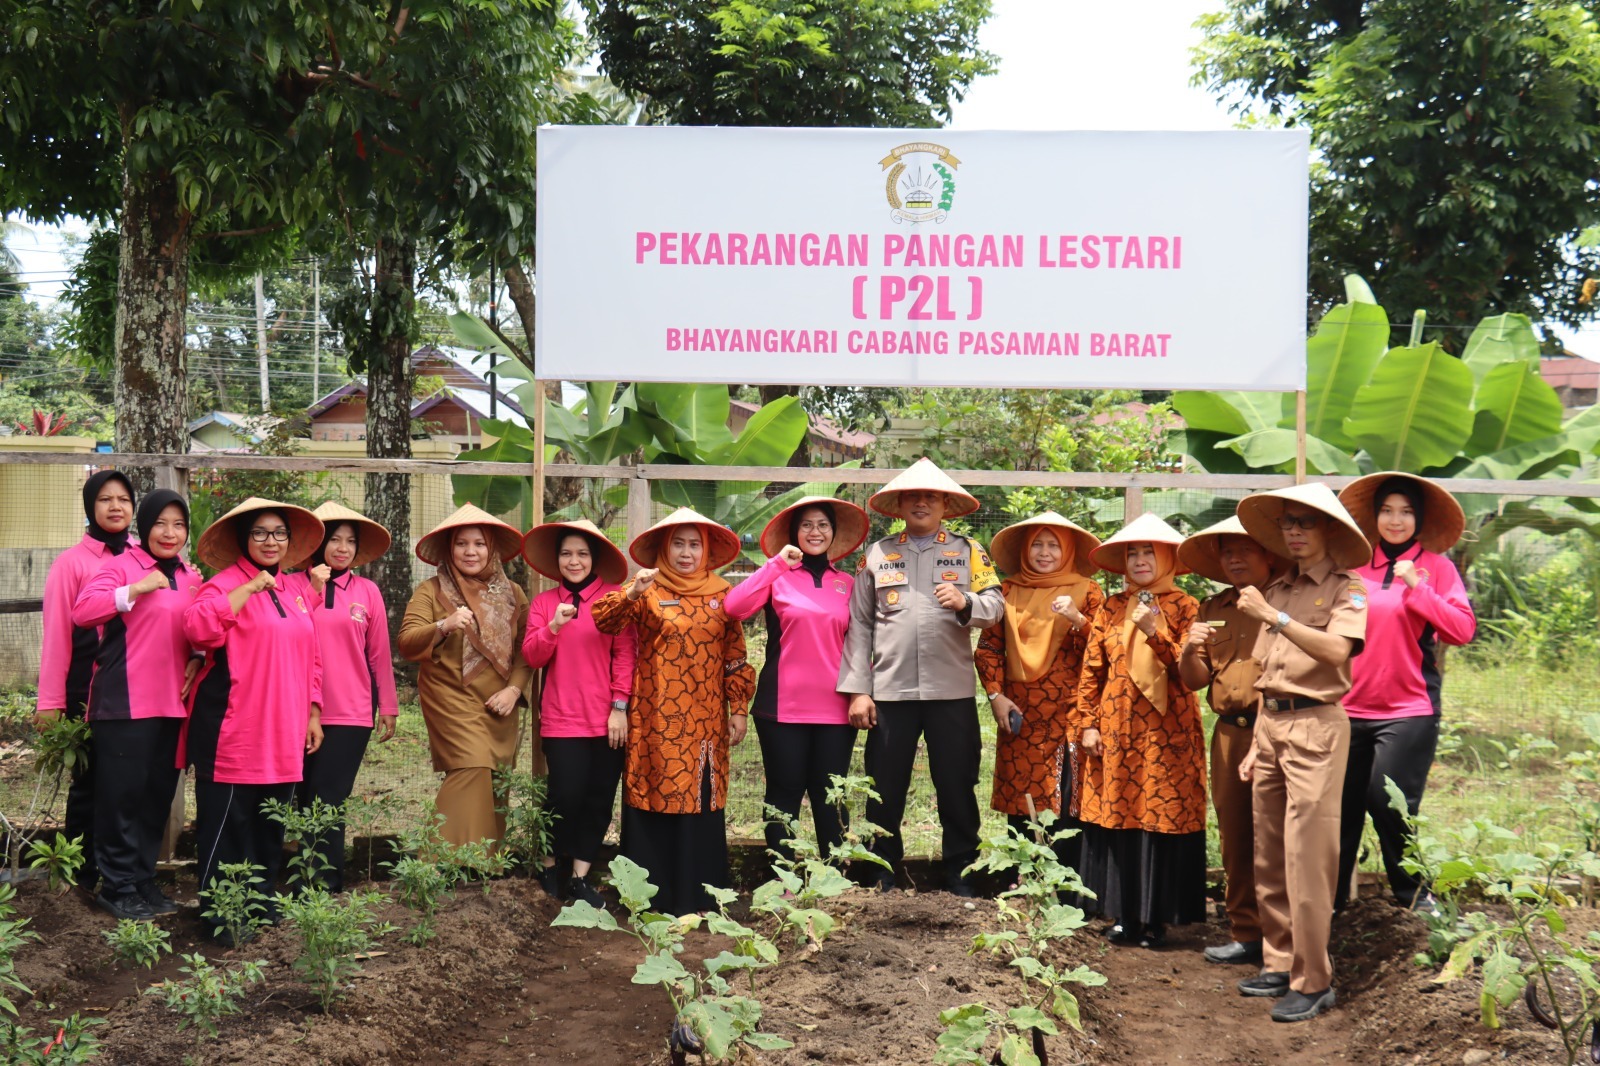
[868,457,980,518]
[1338,471,1466,554]
[1237,483,1372,570]
[1089,512,1189,575]
[311,501,392,569]
[197,497,325,571]
[628,507,742,570]
[1179,515,1276,585]
[758,496,870,562]
[522,519,629,585]
[988,511,1101,577]
[415,503,523,566]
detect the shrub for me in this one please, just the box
[277,888,392,1012]
[0,1013,103,1064]
[201,861,272,948]
[493,767,557,874]
[145,953,266,1043]
[24,832,85,893]
[102,919,172,971]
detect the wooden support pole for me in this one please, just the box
[1294,389,1308,485]
[1122,485,1144,524]
[627,477,651,557]
[531,378,546,530]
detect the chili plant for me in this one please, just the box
[0,1013,102,1065]
[201,861,272,948]
[344,791,399,885]
[938,814,1105,1066]
[145,953,266,1043]
[262,796,345,892]
[277,888,393,1012]
[551,856,793,1064]
[24,832,85,893]
[2,715,90,880]
[494,767,557,875]
[0,883,39,1017]
[387,856,451,946]
[102,919,172,971]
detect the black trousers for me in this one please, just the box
[89,717,181,897]
[754,716,858,860]
[864,697,981,880]
[63,694,98,887]
[194,778,296,920]
[1336,714,1439,908]
[295,724,372,892]
[621,766,726,917]
[544,736,625,865]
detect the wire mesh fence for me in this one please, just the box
[1,450,1596,868]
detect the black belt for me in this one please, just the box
[1216,712,1257,728]
[1261,694,1326,712]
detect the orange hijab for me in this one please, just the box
[1119,542,1180,712]
[652,527,730,599]
[1002,527,1099,682]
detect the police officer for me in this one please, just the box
[838,458,1004,895]
[1233,483,1370,1023]
[1177,516,1276,967]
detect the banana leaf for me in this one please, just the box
[1461,313,1540,383]
[1304,300,1389,449]
[1467,361,1565,455]
[1342,342,1475,471]
[1215,428,1359,475]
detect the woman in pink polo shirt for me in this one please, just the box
[184,498,325,932]
[520,519,635,905]
[72,489,200,921]
[723,496,868,860]
[297,502,399,892]
[37,468,135,893]
[1336,473,1476,909]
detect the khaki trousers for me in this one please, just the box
[1252,705,1349,993]
[436,767,505,847]
[1211,719,1260,942]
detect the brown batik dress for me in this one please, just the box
[976,583,1105,823]
[592,583,755,915]
[1073,589,1209,930]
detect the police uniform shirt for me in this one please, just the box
[1254,556,1368,706]
[836,528,1004,702]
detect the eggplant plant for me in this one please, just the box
[937,814,1105,1066]
[551,856,793,1064]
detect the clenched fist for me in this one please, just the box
[307,563,332,595]
[1051,594,1086,628]
[1236,585,1275,624]
[777,544,804,567]
[1392,559,1420,588]
[549,603,579,634]
[248,570,278,595]
[1130,602,1158,637]
[628,569,659,599]
[129,571,170,599]
[1184,622,1213,649]
[933,582,968,611]
[439,605,474,634]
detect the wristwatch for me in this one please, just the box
[1267,610,1291,634]
[610,700,628,712]
[986,691,1003,702]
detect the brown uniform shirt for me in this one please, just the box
[1191,587,1265,715]
[1253,556,1368,705]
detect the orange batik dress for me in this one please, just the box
[593,579,755,915]
[976,582,1105,820]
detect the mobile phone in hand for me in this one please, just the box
[1008,709,1024,735]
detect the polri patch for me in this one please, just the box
[940,549,961,557]
[884,552,903,562]
[875,570,907,587]
[886,590,901,606]
[941,571,961,582]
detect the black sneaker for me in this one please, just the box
[945,877,976,898]
[871,868,897,892]
[136,881,178,915]
[566,876,606,908]
[1204,940,1263,965]
[1271,987,1335,1022]
[536,864,566,900]
[1238,971,1291,998]
[1138,923,1167,949]
[96,890,156,922]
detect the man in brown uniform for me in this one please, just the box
[1178,516,1276,967]
[1234,484,1370,1023]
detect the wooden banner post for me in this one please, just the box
[1294,389,1308,485]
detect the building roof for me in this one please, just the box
[1542,353,1600,390]
[305,345,525,423]
[186,410,283,441]
[413,387,528,430]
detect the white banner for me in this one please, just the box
[536,127,1308,390]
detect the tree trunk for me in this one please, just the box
[504,254,574,516]
[759,384,810,468]
[364,237,418,657]
[114,168,193,495]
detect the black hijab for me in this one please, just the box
[1372,476,1425,586]
[82,470,133,556]
[559,531,603,606]
[235,507,289,576]
[790,501,836,585]
[136,490,189,587]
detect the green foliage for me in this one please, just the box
[0,1013,103,1065]
[344,791,399,886]
[25,832,85,893]
[278,888,393,1013]
[1470,545,1599,666]
[262,795,344,892]
[552,856,792,1061]
[493,768,557,874]
[387,856,452,946]
[102,919,173,972]
[1194,0,1600,334]
[0,884,39,1018]
[5,714,92,878]
[582,0,996,127]
[939,814,1104,1065]
[201,862,273,949]
[145,953,266,1043]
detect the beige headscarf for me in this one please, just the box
[1002,527,1099,683]
[434,526,519,684]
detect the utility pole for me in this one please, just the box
[311,260,321,401]
[254,272,270,413]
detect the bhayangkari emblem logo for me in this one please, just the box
[881,142,960,224]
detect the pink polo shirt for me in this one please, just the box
[309,572,398,727]
[1345,543,1476,720]
[522,581,635,738]
[183,561,323,784]
[723,555,854,725]
[72,545,201,721]
[38,534,121,712]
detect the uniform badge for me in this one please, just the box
[980,553,993,566]
[1351,594,1367,608]
[1314,598,1324,606]
[884,552,903,562]
[875,570,907,587]
[834,580,847,594]
[886,590,900,606]
[350,603,369,623]
[935,530,948,543]
[856,556,868,572]
[940,549,961,557]
[709,598,720,611]
[941,571,961,582]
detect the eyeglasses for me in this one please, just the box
[248,528,290,543]
[1276,514,1323,531]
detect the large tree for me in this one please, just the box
[580,0,998,465]
[1194,0,1600,341]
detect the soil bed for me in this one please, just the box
[11,877,1580,1064]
